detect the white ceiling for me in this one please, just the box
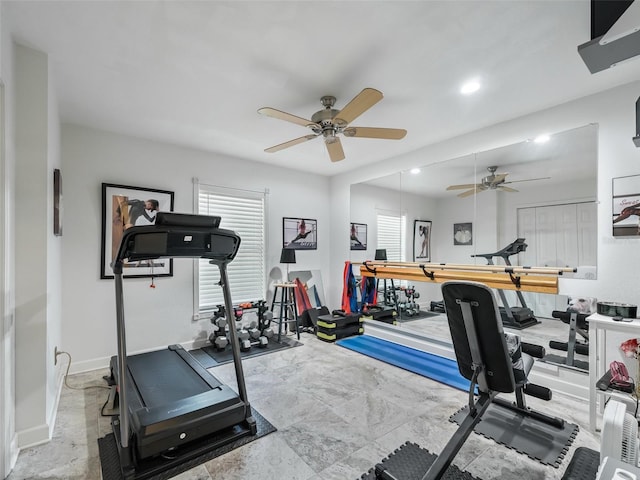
[5,1,640,177]
[363,123,598,197]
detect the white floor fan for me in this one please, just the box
[599,399,640,479]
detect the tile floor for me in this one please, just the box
[7,318,600,480]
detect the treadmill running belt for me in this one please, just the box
[127,349,214,406]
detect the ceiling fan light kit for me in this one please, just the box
[258,87,407,162]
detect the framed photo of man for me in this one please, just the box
[101,183,174,279]
[413,220,432,261]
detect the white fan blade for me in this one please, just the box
[447,184,480,191]
[325,137,345,162]
[498,186,518,192]
[258,107,318,129]
[458,185,487,198]
[332,88,383,126]
[503,176,551,185]
[264,134,318,153]
[490,173,508,184]
[343,127,407,140]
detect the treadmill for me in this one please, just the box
[471,238,539,330]
[108,212,256,479]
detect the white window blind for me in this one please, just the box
[377,212,407,288]
[376,213,406,262]
[197,185,265,313]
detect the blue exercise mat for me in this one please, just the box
[337,335,472,392]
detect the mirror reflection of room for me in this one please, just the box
[350,123,598,353]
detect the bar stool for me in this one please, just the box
[270,282,300,342]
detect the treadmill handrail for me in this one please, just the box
[471,238,527,262]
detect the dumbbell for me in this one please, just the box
[246,321,261,340]
[253,336,269,348]
[239,338,252,351]
[237,328,250,341]
[213,335,229,351]
[215,317,228,329]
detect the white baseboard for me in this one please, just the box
[8,434,19,477]
[47,366,65,439]
[67,339,202,375]
[15,423,51,450]
[15,366,66,450]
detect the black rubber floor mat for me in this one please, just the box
[360,441,482,479]
[450,402,578,468]
[190,336,302,368]
[99,407,276,480]
[560,447,599,480]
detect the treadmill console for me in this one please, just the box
[115,213,241,264]
[155,212,221,228]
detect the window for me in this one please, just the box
[376,212,406,262]
[377,212,407,289]
[196,184,266,315]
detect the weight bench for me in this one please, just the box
[375,281,576,480]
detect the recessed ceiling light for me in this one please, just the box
[460,80,481,95]
[410,168,421,174]
[534,134,550,143]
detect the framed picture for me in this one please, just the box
[413,220,432,261]
[612,175,640,237]
[350,222,367,250]
[453,222,473,246]
[283,217,317,250]
[101,183,175,279]
[53,168,63,236]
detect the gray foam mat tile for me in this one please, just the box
[360,441,482,480]
[560,447,599,480]
[450,402,578,468]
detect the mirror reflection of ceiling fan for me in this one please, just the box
[446,166,551,198]
[258,88,407,163]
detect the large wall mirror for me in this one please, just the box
[350,123,598,344]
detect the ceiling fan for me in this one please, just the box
[446,166,551,198]
[258,88,407,162]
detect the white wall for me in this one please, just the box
[0,1,19,475]
[60,124,331,372]
[13,43,62,449]
[45,52,61,434]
